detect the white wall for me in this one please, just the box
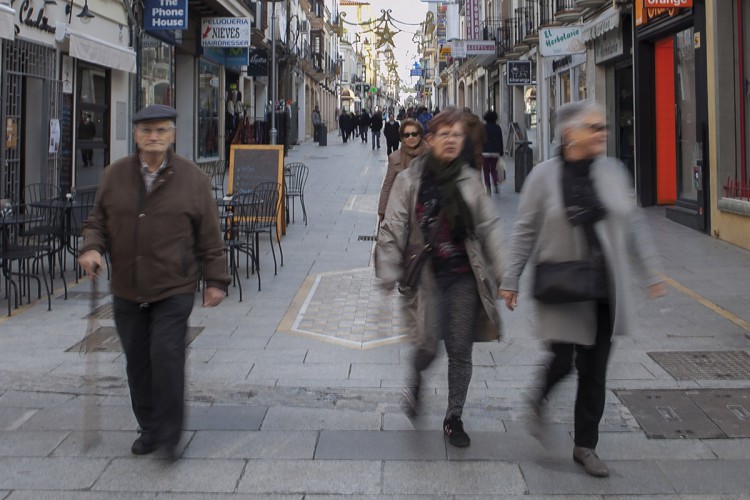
[175,54,195,160]
[109,70,131,160]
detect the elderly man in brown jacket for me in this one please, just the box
[79,104,229,459]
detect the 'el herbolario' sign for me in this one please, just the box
[201,17,251,47]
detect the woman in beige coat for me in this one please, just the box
[500,100,665,477]
[376,107,504,448]
[378,118,430,221]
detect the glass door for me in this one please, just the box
[674,27,698,202]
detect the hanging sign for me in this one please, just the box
[636,0,691,26]
[465,0,481,40]
[144,0,188,30]
[507,60,532,86]
[201,17,251,47]
[410,68,423,76]
[225,47,249,67]
[246,48,268,76]
[539,26,586,57]
[451,40,466,58]
[644,0,692,7]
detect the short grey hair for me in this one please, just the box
[555,99,605,143]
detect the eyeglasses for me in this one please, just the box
[434,131,465,141]
[402,132,421,138]
[137,126,174,136]
[580,123,608,133]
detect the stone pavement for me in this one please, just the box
[1,132,750,498]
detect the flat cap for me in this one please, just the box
[132,104,177,124]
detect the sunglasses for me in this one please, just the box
[402,132,421,138]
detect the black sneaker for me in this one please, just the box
[443,416,471,447]
[131,431,157,455]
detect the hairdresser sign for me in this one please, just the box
[201,17,251,47]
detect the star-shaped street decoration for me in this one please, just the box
[375,23,398,49]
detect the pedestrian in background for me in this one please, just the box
[377,118,429,221]
[417,106,433,132]
[79,104,229,459]
[370,109,383,150]
[461,108,486,171]
[482,110,504,195]
[339,110,351,143]
[311,105,322,142]
[359,109,370,143]
[499,100,665,478]
[375,107,504,449]
[383,112,401,155]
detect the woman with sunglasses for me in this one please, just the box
[499,100,665,477]
[377,118,430,221]
[376,108,504,448]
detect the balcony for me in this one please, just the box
[539,0,559,27]
[555,0,583,23]
[512,13,530,53]
[482,18,503,42]
[523,0,540,44]
[496,23,512,61]
[575,0,608,9]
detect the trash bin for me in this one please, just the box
[514,140,533,193]
[313,124,320,143]
[318,124,327,146]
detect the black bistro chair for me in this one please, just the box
[222,193,262,299]
[250,182,283,275]
[285,162,309,225]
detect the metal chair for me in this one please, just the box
[250,182,283,275]
[200,160,227,199]
[285,162,309,225]
[223,193,262,298]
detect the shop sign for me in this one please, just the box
[465,40,496,55]
[438,44,452,62]
[436,4,447,44]
[546,53,586,75]
[16,0,56,35]
[410,68,423,76]
[540,26,586,57]
[465,0,481,40]
[595,24,623,63]
[144,0,188,30]
[225,47,249,67]
[451,40,466,58]
[201,17,251,47]
[507,60,532,86]
[636,0,691,26]
[246,48,268,77]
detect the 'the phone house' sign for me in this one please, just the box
[201,18,251,47]
[144,0,188,30]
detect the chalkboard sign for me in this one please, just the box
[59,93,73,193]
[507,60,532,86]
[228,144,285,237]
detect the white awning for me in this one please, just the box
[0,5,15,41]
[582,7,620,42]
[69,31,136,74]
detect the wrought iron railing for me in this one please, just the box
[482,18,503,41]
[539,0,557,26]
[524,0,540,40]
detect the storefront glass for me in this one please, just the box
[140,34,174,107]
[675,27,698,202]
[197,59,220,160]
[76,65,109,187]
[577,63,587,100]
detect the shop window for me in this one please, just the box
[140,34,174,107]
[197,59,220,160]
[560,72,571,104]
[75,64,109,187]
[577,63,587,100]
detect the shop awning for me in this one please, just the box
[582,7,620,42]
[69,31,137,74]
[0,5,15,41]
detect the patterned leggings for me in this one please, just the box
[412,272,480,419]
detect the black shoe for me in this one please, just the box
[131,432,158,455]
[443,415,470,447]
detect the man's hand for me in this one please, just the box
[499,290,517,311]
[203,287,225,307]
[78,250,103,279]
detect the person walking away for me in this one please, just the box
[417,107,433,132]
[375,107,504,448]
[78,104,230,459]
[377,118,429,222]
[78,112,96,167]
[482,110,504,195]
[312,105,322,142]
[339,111,351,143]
[359,109,370,143]
[383,113,400,155]
[499,100,665,478]
[460,108,486,171]
[370,110,383,150]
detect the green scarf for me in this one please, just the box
[427,153,474,240]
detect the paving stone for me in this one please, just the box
[521,459,675,495]
[157,495,300,500]
[596,431,716,460]
[315,430,446,460]
[275,378,382,388]
[6,492,155,500]
[0,457,108,489]
[52,431,192,458]
[702,438,750,459]
[0,430,68,457]
[382,461,526,495]
[18,405,136,431]
[0,408,38,431]
[93,458,245,492]
[0,390,73,408]
[606,496,750,500]
[183,430,317,459]
[261,406,381,431]
[185,405,267,431]
[236,459,381,495]
[248,362,350,380]
[656,459,750,494]
[186,362,254,382]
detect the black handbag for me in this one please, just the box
[533,260,595,304]
[401,214,441,289]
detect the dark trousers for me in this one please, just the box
[342,129,350,143]
[360,126,368,142]
[371,130,380,149]
[539,302,613,449]
[113,293,195,446]
[386,140,399,155]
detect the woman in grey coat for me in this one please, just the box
[376,107,504,448]
[499,100,665,478]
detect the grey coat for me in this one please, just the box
[500,156,662,345]
[375,155,505,354]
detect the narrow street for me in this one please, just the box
[1,134,749,498]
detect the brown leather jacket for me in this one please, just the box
[82,150,229,303]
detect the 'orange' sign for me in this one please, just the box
[644,0,692,7]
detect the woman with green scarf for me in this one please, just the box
[375,107,505,448]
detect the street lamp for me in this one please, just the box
[268,0,283,145]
